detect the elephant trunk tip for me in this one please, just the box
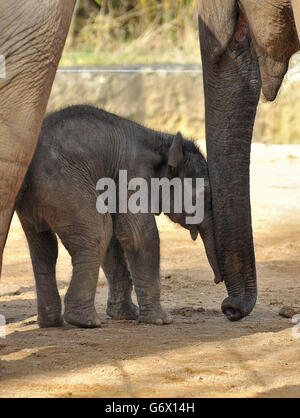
[214,275,223,284]
[221,294,257,321]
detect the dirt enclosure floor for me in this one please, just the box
[1,143,300,398]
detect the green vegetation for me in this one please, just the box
[61,0,200,66]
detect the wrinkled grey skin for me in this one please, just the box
[198,0,300,321]
[0,0,76,277]
[16,105,221,328]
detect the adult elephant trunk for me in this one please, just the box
[198,1,261,320]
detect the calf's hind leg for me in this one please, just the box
[17,213,62,328]
[103,234,139,320]
[57,212,113,328]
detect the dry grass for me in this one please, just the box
[61,0,200,66]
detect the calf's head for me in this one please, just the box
[159,132,222,284]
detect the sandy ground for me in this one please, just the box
[1,143,300,398]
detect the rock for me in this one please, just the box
[0,283,21,297]
[279,306,296,318]
[171,306,205,317]
[171,307,193,317]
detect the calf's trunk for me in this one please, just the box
[198,216,222,285]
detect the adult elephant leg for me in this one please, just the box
[291,0,300,40]
[198,1,261,320]
[0,0,75,274]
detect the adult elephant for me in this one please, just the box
[292,0,300,37]
[0,0,76,274]
[198,0,300,321]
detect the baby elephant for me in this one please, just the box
[16,105,220,328]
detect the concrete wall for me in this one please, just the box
[47,65,300,144]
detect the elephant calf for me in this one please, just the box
[16,105,220,328]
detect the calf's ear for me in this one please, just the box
[167,132,183,177]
